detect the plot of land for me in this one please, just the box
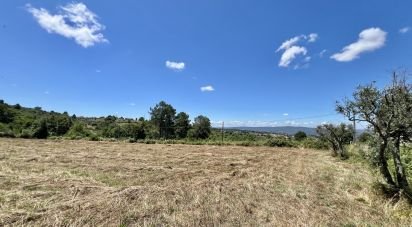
[0,138,410,226]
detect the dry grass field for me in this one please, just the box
[0,138,411,226]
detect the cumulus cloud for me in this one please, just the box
[331,27,387,62]
[200,85,214,92]
[279,46,307,67]
[165,60,185,71]
[276,33,318,68]
[308,33,319,42]
[399,27,410,34]
[26,3,107,48]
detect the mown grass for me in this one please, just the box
[0,138,411,226]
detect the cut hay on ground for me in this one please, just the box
[0,138,410,226]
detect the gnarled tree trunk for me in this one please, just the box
[391,137,411,195]
[379,139,396,187]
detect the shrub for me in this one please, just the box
[301,137,329,150]
[0,105,14,123]
[128,138,137,143]
[0,124,15,138]
[238,141,255,147]
[89,134,100,141]
[32,119,48,139]
[358,132,373,143]
[294,131,307,141]
[66,122,90,138]
[124,123,146,140]
[19,129,32,139]
[144,139,156,144]
[265,137,297,148]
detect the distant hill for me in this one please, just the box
[228,126,366,137]
[228,126,318,136]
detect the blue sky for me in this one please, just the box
[0,0,411,127]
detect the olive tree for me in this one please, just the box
[316,123,353,159]
[337,72,412,195]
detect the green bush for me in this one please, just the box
[301,137,329,150]
[89,134,100,141]
[237,141,255,147]
[294,131,307,141]
[32,119,48,139]
[128,138,137,143]
[143,139,156,144]
[265,137,297,148]
[0,128,15,138]
[66,122,90,138]
[358,132,373,143]
[0,104,14,123]
[19,129,32,139]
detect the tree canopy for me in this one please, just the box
[337,72,412,195]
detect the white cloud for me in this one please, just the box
[276,35,303,52]
[44,91,50,95]
[129,102,136,106]
[331,27,387,62]
[279,46,307,67]
[308,33,319,42]
[319,49,327,58]
[26,3,107,48]
[285,120,299,126]
[200,85,214,92]
[165,60,185,71]
[399,27,410,34]
[276,33,317,68]
[283,113,289,116]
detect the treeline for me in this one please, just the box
[0,100,212,141]
[0,99,331,149]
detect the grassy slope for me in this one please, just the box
[0,138,411,226]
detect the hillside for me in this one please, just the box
[229,126,318,136]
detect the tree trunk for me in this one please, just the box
[338,142,347,159]
[391,137,411,195]
[379,139,396,186]
[331,143,339,157]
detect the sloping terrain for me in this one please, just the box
[0,138,410,226]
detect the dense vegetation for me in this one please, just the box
[0,100,213,141]
[0,99,329,149]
